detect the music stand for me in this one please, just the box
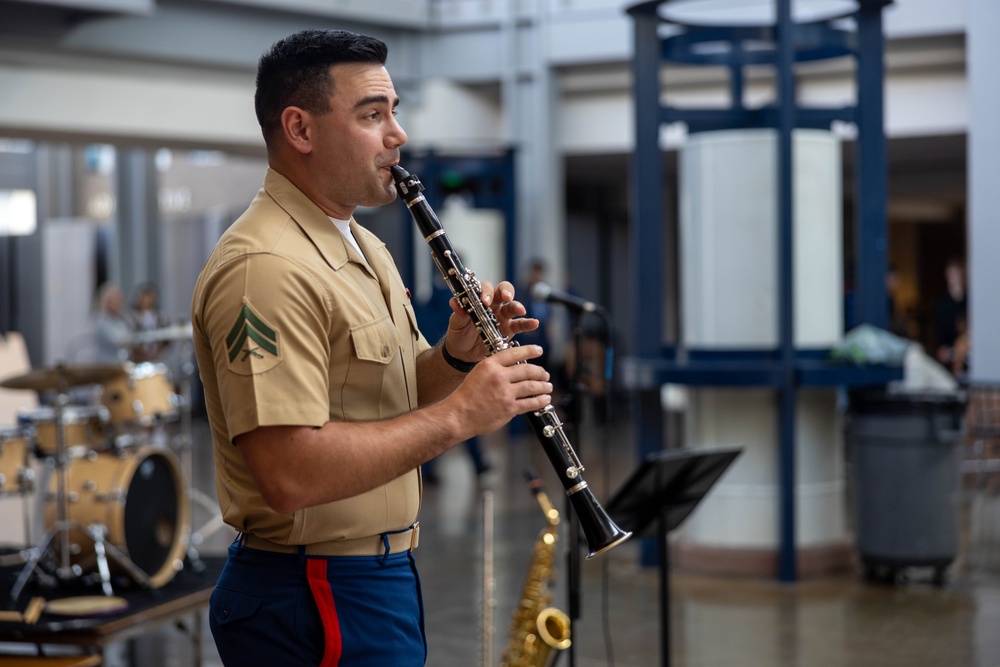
[607,446,742,667]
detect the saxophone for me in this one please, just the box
[499,472,572,667]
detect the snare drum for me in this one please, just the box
[17,406,109,455]
[101,362,179,428]
[46,445,190,588]
[0,428,32,495]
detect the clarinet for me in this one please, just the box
[391,165,631,558]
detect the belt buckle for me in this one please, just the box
[409,521,420,550]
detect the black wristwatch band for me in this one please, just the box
[441,341,478,373]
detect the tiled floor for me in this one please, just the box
[10,414,1000,666]
[411,427,1000,667]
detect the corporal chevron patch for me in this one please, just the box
[225,301,282,374]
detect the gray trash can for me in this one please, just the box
[847,389,966,584]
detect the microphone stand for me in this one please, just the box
[562,309,584,667]
[562,305,615,667]
[599,313,617,667]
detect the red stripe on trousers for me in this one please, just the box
[306,558,343,667]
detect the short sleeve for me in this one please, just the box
[200,253,331,439]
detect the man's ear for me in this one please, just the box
[280,107,313,155]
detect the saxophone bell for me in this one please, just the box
[536,607,572,654]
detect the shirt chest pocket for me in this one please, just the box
[350,314,400,364]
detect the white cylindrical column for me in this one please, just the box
[679,129,843,350]
[674,129,850,576]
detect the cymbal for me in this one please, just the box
[0,363,127,392]
[129,322,193,345]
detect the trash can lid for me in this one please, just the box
[849,388,967,415]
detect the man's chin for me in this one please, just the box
[360,188,397,210]
[380,172,398,202]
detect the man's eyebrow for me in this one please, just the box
[353,94,399,110]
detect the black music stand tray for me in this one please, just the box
[607,446,742,667]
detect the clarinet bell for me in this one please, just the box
[570,486,632,559]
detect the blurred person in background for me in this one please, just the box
[129,282,170,362]
[92,282,130,364]
[932,257,968,373]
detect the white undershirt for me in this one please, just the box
[330,217,364,258]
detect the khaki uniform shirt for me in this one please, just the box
[191,168,431,546]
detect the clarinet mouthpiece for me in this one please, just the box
[389,164,409,181]
[390,163,424,201]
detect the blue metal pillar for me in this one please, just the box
[855,1,889,330]
[775,0,799,583]
[628,3,668,568]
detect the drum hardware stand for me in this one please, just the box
[173,333,226,573]
[10,519,152,602]
[20,465,36,546]
[14,388,84,592]
[87,523,151,596]
[53,393,73,579]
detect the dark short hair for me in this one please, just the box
[254,29,388,144]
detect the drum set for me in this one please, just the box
[0,325,219,604]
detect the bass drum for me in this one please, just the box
[46,445,190,588]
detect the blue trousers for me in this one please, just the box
[209,539,427,666]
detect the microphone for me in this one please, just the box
[530,282,602,314]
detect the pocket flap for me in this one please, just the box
[211,587,262,626]
[350,315,399,364]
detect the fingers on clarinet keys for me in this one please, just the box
[521,345,544,363]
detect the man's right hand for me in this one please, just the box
[449,344,551,436]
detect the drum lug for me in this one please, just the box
[19,468,35,492]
